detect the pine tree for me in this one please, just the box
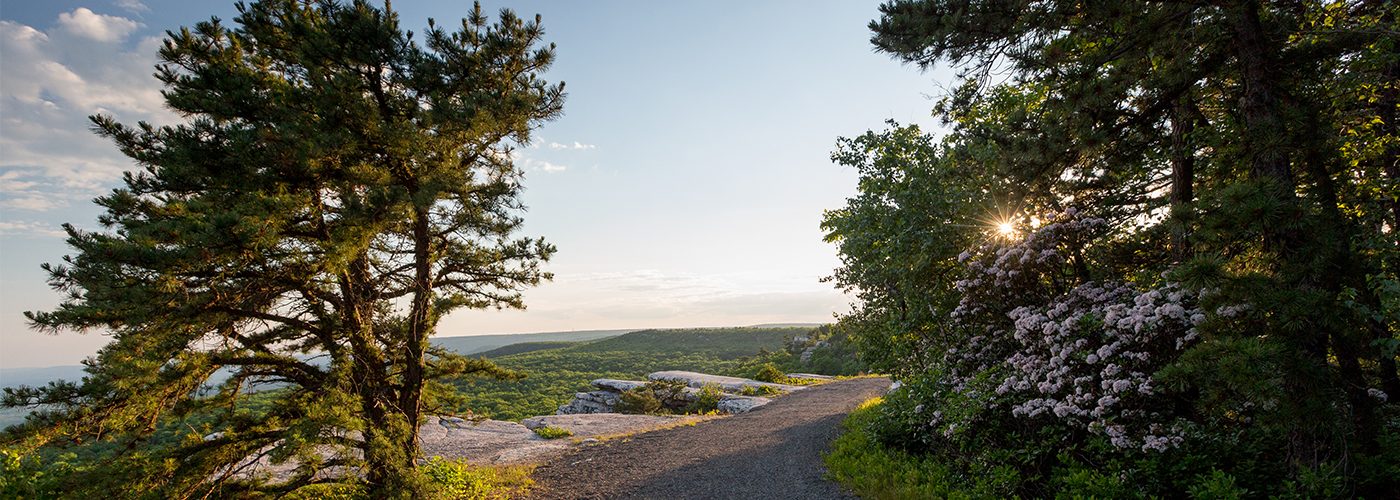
[864,0,1397,488]
[1,0,563,497]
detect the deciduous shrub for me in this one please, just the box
[532,426,572,439]
[740,385,782,396]
[616,379,688,415]
[422,458,533,500]
[753,364,785,383]
[684,384,723,414]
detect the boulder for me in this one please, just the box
[592,379,647,392]
[557,371,798,415]
[647,370,804,393]
[556,390,620,415]
[785,373,834,380]
[522,413,700,435]
[716,394,771,414]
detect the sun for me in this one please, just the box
[997,221,1016,237]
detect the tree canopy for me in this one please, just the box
[2,0,563,497]
[826,0,1399,495]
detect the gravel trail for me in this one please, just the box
[525,376,889,500]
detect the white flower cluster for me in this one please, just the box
[950,212,1105,325]
[997,281,1199,451]
[932,210,1201,452]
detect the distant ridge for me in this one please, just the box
[431,329,639,356]
[1,365,87,390]
[2,325,828,386]
[738,323,823,328]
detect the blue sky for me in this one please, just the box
[0,0,953,368]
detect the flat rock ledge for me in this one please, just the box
[648,370,806,393]
[218,370,816,484]
[556,370,812,416]
[225,413,715,483]
[423,414,712,465]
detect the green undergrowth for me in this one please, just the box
[532,426,572,439]
[281,459,533,500]
[826,397,1400,499]
[740,384,784,396]
[825,397,985,499]
[3,451,532,500]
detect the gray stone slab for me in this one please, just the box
[647,370,803,393]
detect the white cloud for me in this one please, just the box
[518,157,566,173]
[0,220,67,238]
[0,12,176,213]
[548,141,596,150]
[114,0,152,16]
[56,8,142,42]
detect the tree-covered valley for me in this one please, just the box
[447,326,822,421]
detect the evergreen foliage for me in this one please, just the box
[828,0,1400,496]
[0,1,563,497]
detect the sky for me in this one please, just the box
[0,0,955,369]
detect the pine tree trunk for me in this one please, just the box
[343,252,412,498]
[1223,0,1335,474]
[1226,0,1293,187]
[1169,96,1197,262]
[401,203,433,472]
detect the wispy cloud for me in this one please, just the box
[0,220,67,238]
[548,141,596,150]
[518,157,566,173]
[0,11,177,213]
[113,0,152,16]
[440,268,851,334]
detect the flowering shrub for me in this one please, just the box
[899,211,1206,452]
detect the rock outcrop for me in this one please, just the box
[555,390,621,414]
[647,370,805,393]
[715,394,770,414]
[555,370,817,416]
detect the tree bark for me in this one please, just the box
[401,202,433,471]
[1169,95,1198,262]
[1225,0,1293,187]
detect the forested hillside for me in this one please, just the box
[471,341,587,359]
[432,329,637,356]
[446,327,801,421]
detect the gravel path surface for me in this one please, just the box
[526,377,889,500]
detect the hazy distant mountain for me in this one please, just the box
[1,325,825,389]
[740,323,823,329]
[1,365,88,390]
[430,329,639,356]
